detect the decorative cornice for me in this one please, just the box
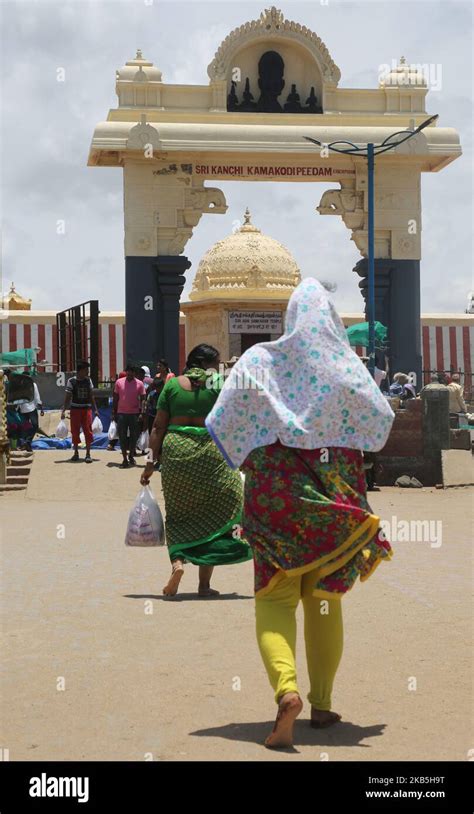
[207,6,341,85]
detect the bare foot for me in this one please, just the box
[198,586,220,598]
[163,562,184,597]
[265,692,303,749]
[310,708,342,728]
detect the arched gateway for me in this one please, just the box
[88,5,461,379]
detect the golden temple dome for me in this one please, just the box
[190,209,301,301]
[4,282,32,311]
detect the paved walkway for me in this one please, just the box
[1,450,472,760]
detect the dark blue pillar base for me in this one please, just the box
[125,255,191,374]
[353,258,422,387]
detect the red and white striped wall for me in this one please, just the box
[420,323,472,385]
[1,313,127,381]
[1,319,58,372]
[96,320,126,381]
[2,311,473,390]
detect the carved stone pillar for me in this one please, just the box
[317,165,423,385]
[122,152,227,372]
[354,258,422,384]
[156,256,191,373]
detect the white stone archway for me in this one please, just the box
[88,5,461,377]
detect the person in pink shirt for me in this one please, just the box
[112,364,146,468]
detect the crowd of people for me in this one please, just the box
[58,359,175,465]
[362,356,469,419]
[2,278,472,749]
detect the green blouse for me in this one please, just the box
[156,375,223,419]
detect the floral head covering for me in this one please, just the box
[206,278,394,469]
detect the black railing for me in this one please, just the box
[56,301,99,385]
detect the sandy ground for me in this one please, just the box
[1,449,472,761]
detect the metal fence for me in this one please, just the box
[56,301,99,385]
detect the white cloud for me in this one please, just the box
[1,0,472,317]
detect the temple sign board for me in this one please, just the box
[229,311,283,335]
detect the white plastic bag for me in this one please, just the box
[137,430,149,452]
[108,420,118,441]
[92,415,103,433]
[56,419,68,439]
[125,486,165,547]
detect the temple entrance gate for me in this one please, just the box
[88,5,461,380]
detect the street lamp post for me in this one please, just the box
[304,114,438,379]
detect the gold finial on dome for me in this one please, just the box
[240,207,260,233]
[5,282,32,311]
[135,49,143,60]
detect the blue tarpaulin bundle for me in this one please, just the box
[32,433,115,450]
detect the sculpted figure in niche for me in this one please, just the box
[257,51,285,112]
[247,265,265,288]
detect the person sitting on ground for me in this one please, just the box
[61,361,99,463]
[389,372,416,401]
[447,373,467,414]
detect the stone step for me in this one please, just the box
[7,466,32,476]
[0,483,27,493]
[7,457,32,468]
[6,474,30,485]
[9,451,34,460]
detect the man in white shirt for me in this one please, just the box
[447,373,467,414]
[19,380,44,451]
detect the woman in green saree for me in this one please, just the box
[140,344,252,597]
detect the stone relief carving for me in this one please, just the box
[317,185,365,233]
[392,232,421,259]
[207,5,340,85]
[134,233,152,251]
[317,188,363,215]
[351,231,391,260]
[185,186,227,216]
[163,230,191,256]
[127,115,160,151]
[316,179,421,260]
[246,265,266,288]
[124,171,228,256]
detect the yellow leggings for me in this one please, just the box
[255,569,343,710]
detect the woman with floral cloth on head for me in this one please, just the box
[206,278,395,749]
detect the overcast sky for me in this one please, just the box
[1,0,472,316]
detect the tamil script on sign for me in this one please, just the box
[229,311,283,334]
